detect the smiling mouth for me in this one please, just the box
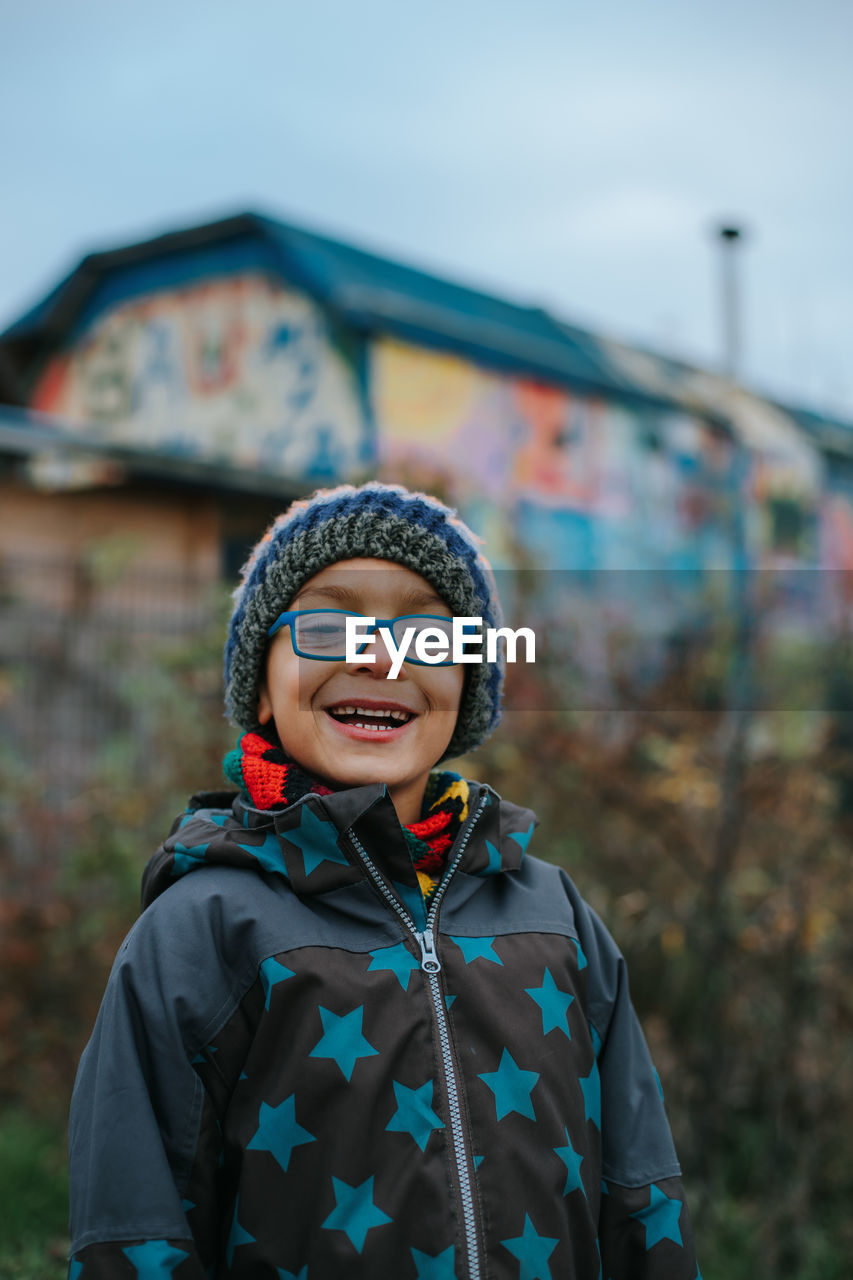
[325,704,416,732]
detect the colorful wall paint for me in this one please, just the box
[371,335,839,659]
[373,337,747,572]
[31,274,371,484]
[27,286,835,594]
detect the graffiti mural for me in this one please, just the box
[371,336,835,680]
[31,275,371,483]
[373,338,747,574]
[372,338,518,565]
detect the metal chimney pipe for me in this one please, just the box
[717,223,745,381]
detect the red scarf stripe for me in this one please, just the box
[407,809,453,840]
[411,834,454,873]
[230,730,464,886]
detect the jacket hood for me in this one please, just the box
[141,779,539,913]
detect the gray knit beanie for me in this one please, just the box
[224,481,505,760]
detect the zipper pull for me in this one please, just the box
[417,928,442,974]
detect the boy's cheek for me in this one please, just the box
[435,666,466,715]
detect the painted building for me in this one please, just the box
[2,210,853,714]
[2,212,844,574]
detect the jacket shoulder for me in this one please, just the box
[514,854,627,1027]
[113,865,273,1044]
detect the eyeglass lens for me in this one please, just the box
[294,612,454,658]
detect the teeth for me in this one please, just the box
[328,705,411,720]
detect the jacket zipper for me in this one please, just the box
[345,787,489,1280]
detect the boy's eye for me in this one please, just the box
[296,616,349,650]
[405,618,454,642]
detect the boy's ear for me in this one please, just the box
[257,679,273,726]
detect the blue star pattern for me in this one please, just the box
[630,1183,684,1250]
[391,879,427,929]
[122,1240,189,1276]
[226,1196,256,1266]
[247,1094,315,1172]
[479,1048,540,1121]
[525,968,574,1038]
[175,809,219,831]
[171,839,211,877]
[579,1065,601,1129]
[367,942,420,990]
[386,1079,444,1151]
[449,935,503,965]
[71,786,703,1278]
[68,1263,83,1280]
[236,831,288,876]
[309,1005,378,1080]
[322,1175,392,1252]
[553,1126,585,1196]
[574,938,588,971]
[259,957,295,1010]
[483,838,502,874]
[507,820,535,854]
[411,1244,457,1279]
[283,805,350,877]
[501,1214,559,1280]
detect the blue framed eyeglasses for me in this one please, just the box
[267,609,459,665]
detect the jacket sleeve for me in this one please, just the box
[565,879,700,1280]
[67,883,235,1278]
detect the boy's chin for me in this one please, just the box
[308,746,445,793]
[317,758,414,790]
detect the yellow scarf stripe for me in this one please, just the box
[432,775,470,823]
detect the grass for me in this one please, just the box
[0,1109,69,1279]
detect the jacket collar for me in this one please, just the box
[233,780,538,900]
[143,779,539,911]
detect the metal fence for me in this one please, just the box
[0,555,230,861]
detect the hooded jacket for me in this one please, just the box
[68,779,699,1279]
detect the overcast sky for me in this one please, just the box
[2,0,851,417]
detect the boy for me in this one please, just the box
[68,481,699,1278]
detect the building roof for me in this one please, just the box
[0,210,673,409]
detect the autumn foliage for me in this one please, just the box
[2,612,853,1277]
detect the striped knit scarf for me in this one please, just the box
[223,729,470,898]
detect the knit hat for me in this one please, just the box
[224,481,505,760]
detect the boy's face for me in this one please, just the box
[257,558,465,823]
